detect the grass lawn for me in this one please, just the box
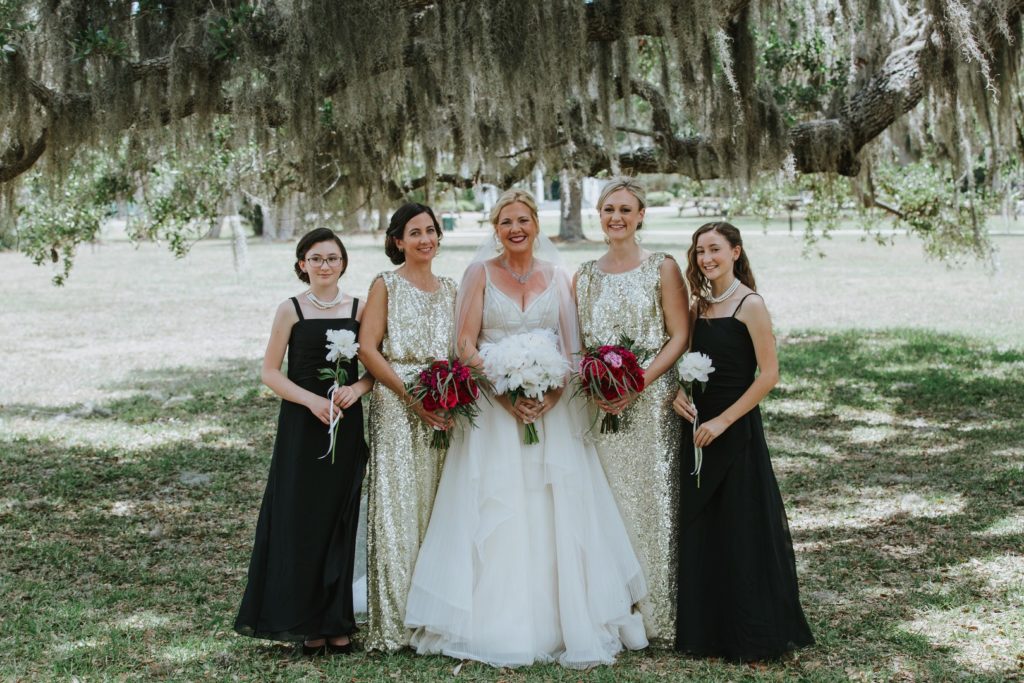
[1,229,1022,681]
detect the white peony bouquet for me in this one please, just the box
[318,329,360,464]
[678,351,715,487]
[479,330,570,445]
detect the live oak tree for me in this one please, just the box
[1,0,1021,278]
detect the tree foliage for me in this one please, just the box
[1,0,1022,279]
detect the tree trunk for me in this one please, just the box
[377,195,389,233]
[262,201,279,241]
[340,210,360,233]
[230,215,250,276]
[558,169,585,242]
[277,192,300,241]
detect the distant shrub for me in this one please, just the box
[646,191,673,207]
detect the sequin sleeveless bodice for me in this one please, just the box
[576,253,670,354]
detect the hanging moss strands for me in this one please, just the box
[0,0,1022,268]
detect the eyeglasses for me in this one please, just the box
[305,255,343,267]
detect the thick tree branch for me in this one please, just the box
[1,0,1020,187]
[0,129,48,183]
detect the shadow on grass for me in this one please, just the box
[0,329,1022,680]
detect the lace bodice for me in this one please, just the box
[479,266,560,345]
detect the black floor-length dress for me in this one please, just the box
[675,294,813,661]
[235,297,367,642]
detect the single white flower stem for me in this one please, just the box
[689,385,702,488]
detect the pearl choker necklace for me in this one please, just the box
[306,289,345,310]
[706,278,740,304]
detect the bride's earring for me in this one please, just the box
[493,233,504,254]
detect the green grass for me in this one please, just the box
[1,330,1021,680]
[1,235,1023,680]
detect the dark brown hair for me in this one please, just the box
[685,221,757,316]
[385,203,443,265]
[294,228,348,282]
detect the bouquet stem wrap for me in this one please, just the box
[677,351,715,489]
[318,329,360,464]
[479,330,568,446]
[406,358,489,450]
[576,338,646,435]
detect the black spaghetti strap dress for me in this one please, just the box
[235,297,368,642]
[675,293,813,661]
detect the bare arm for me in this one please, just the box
[672,303,701,421]
[600,256,689,414]
[642,256,689,387]
[261,301,335,425]
[455,272,485,369]
[332,297,375,409]
[357,278,409,398]
[357,277,448,429]
[693,295,778,448]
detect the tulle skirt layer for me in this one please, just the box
[404,395,648,668]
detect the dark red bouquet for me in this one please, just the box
[406,357,490,449]
[576,339,645,434]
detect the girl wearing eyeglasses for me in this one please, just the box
[235,227,373,655]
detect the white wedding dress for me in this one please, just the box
[404,267,649,669]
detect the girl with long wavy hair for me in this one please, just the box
[672,221,814,661]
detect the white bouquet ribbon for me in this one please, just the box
[318,329,359,463]
[678,352,715,487]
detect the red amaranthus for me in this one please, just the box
[406,357,489,449]
[576,340,645,434]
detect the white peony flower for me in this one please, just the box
[678,351,715,384]
[480,330,569,398]
[325,328,360,362]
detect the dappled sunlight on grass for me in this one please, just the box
[51,639,103,656]
[160,641,216,663]
[766,397,830,417]
[114,611,174,630]
[791,487,967,532]
[903,554,1024,674]
[841,424,900,445]
[1,328,1021,680]
[0,414,228,452]
[976,512,1024,538]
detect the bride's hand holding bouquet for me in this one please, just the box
[479,329,570,445]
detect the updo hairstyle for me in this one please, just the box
[488,189,540,227]
[385,202,443,265]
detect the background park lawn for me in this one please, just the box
[1,223,1022,681]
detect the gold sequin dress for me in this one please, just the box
[575,252,682,645]
[365,271,457,652]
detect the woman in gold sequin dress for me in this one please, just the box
[357,203,457,652]
[574,177,689,646]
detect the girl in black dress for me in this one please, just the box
[672,222,813,662]
[235,228,372,655]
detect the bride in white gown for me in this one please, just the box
[404,189,648,668]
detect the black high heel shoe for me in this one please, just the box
[326,641,353,655]
[300,640,327,656]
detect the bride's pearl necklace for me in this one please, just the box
[306,289,345,310]
[707,278,740,304]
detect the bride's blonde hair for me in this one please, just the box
[489,189,540,227]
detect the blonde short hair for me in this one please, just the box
[489,188,540,227]
[597,176,647,213]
